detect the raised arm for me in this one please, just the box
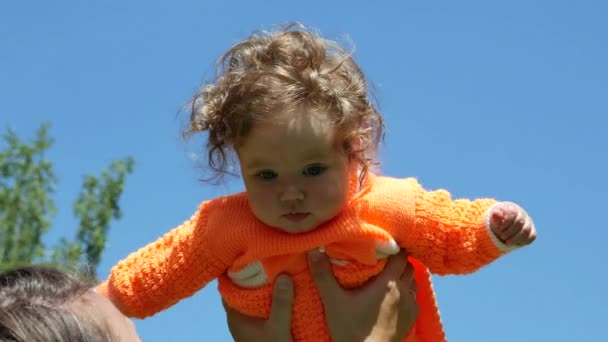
[96,202,229,318]
[401,179,516,275]
[362,176,512,276]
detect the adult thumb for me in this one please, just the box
[268,274,295,337]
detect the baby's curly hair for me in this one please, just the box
[186,23,384,183]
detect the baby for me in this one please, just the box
[98,24,536,342]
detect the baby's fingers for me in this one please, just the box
[498,208,526,243]
[490,209,506,233]
[490,203,518,234]
[507,216,537,246]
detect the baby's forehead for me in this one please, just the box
[256,108,337,137]
[238,115,346,166]
[246,120,337,154]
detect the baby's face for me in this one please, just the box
[237,108,351,234]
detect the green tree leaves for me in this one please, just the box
[0,124,133,278]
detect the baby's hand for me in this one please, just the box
[489,202,537,247]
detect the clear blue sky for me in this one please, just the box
[2,1,606,341]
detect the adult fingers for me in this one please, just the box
[222,298,235,315]
[395,260,416,297]
[407,277,418,299]
[223,299,258,341]
[399,258,415,285]
[223,299,257,324]
[396,267,419,322]
[268,274,295,336]
[308,249,340,296]
[374,280,401,331]
[375,250,409,284]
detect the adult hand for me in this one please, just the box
[223,274,294,342]
[308,249,419,342]
[223,250,419,342]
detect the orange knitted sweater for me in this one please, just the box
[97,175,508,341]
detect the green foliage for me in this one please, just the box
[0,123,133,277]
[0,124,56,270]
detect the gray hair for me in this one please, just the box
[0,266,116,342]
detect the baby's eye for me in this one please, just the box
[303,165,327,176]
[256,170,277,180]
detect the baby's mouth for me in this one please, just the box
[283,212,310,222]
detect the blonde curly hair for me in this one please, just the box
[186,23,384,184]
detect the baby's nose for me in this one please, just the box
[281,184,304,201]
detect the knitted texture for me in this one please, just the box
[97,175,505,342]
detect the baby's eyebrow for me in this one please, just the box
[244,160,271,170]
[245,162,270,171]
[300,149,331,161]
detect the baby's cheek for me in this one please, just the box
[323,183,343,200]
[316,179,348,208]
[247,188,275,212]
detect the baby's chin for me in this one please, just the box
[265,218,321,235]
[280,226,319,234]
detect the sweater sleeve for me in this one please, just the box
[402,180,507,275]
[96,201,228,318]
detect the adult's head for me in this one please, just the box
[0,265,141,342]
